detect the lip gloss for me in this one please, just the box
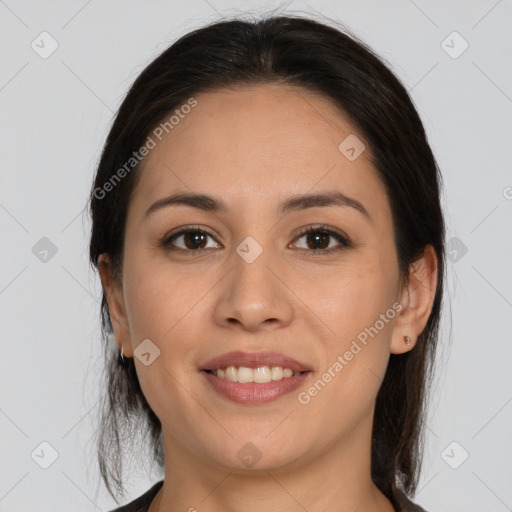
[201,370,310,405]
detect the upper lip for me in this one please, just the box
[200,350,312,373]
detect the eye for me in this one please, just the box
[161,226,220,253]
[291,225,351,255]
[161,224,351,255]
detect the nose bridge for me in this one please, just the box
[213,230,294,330]
[232,232,278,305]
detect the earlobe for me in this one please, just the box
[98,254,133,357]
[390,245,438,355]
[391,334,415,355]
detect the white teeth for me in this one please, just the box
[271,366,283,380]
[237,366,254,383]
[211,366,302,383]
[225,366,237,382]
[253,366,271,383]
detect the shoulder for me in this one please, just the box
[107,480,164,512]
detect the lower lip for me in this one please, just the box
[201,370,311,405]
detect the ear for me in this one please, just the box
[391,244,438,354]
[98,254,133,357]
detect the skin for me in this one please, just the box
[99,83,438,512]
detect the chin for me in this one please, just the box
[196,436,308,474]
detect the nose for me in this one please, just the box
[213,239,295,332]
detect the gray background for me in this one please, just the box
[1,0,511,510]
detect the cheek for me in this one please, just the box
[121,252,209,426]
[298,272,396,436]
[122,246,201,340]
[301,255,396,338]
[303,253,397,394]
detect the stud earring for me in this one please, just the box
[404,335,412,346]
[118,342,130,368]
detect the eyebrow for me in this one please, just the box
[144,190,371,221]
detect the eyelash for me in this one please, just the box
[161,224,351,257]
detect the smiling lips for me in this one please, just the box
[200,350,312,404]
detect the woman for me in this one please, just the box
[89,13,445,512]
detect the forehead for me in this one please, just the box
[130,83,388,220]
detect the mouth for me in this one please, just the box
[199,350,312,404]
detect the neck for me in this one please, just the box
[149,421,395,512]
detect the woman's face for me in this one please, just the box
[103,83,424,474]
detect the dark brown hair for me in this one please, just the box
[89,12,446,507]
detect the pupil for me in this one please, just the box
[185,232,206,249]
[308,232,328,250]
